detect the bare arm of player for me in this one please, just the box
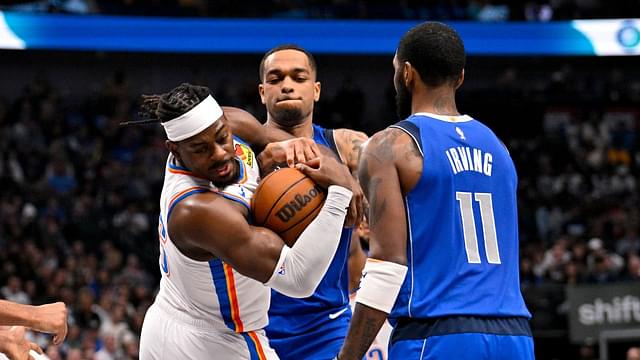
[0,326,44,360]
[348,231,367,293]
[222,107,321,168]
[333,129,368,174]
[169,155,353,297]
[339,128,422,360]
[333,129,368,227]
[0,300,68,345]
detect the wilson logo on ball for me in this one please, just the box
[275,186,323,222]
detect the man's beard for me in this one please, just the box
[271,107,306,127]
[395,81,412,120]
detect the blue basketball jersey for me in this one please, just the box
[266,124,353,360]
[389,113,531,321]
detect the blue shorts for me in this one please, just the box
[388,316,534,360]
[389,333,534,360]
[267,310,350,360]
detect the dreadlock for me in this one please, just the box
[121,83,211,126]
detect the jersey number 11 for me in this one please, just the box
[455,192,501,264]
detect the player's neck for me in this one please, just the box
[264,117,314,138]
[412,86,460,116]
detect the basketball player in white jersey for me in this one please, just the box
[136,83,354,360]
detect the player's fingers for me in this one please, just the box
[345,200,357,227]
[295,163,310,174]
[60,323,68,343]
[302,157,321,168]
[295,144,306,164]
[308,143,321,158]
[30,342,43,354]
[285,146,295,168]
[303,145,318,162]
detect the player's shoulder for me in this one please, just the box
[333,128,368,139]
[367,127,412,150]
[170,191,241,228]
[361,127,414,164]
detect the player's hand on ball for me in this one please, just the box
[258,138,321,174]
[295,155,352,190]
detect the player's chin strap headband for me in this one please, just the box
[355,258,408,314]
[161,95,223,142]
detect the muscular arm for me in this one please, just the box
[333,129,368,174]
[348,231,367,293]
[0,300,67,344]
[170,192,286,282]
[333,128,369,228]
[169,182,352,296]
[222,106,294,152]
[339,128,421,360]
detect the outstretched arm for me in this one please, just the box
[0,300,67,345]
[222,107,293,152]
[339,128,416,360]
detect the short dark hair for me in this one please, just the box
[259,44,317,81]
[139,83,211,123]
[397,22,465,87]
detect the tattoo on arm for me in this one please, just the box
[404,138,422,161]
[348,136,365,166]
[368,177,386,229]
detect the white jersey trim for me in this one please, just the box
[414,112,472,123]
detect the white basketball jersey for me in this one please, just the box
[155,137,269,333]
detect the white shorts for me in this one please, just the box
[140,300,278,360]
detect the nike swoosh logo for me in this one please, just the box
[328,307,348,320]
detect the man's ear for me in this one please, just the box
[258,83,266,105]
[455,69,465,89]
[166,140,180,161]
[314,81,321,102]
[404,61,415,89]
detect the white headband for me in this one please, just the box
[161,95,223,142]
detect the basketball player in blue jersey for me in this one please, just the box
[135,83,355,360]
[338,22,535,360]
[258,45,369,360]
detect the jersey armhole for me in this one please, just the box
[322,128,341,158]
[389,120,423,157]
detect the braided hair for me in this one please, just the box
[121,83,211,126]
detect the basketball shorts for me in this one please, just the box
[267,308,350,360]
[388,316,534,360]
[140,299,278,360]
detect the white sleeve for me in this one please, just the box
[265,185,352,298]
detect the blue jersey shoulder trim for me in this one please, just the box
[389,120,423,157]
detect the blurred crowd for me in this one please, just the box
[0,74,162,359]
[0,60,638,360]
[2,0,639,21]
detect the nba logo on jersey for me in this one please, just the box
[277,263,286,276]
